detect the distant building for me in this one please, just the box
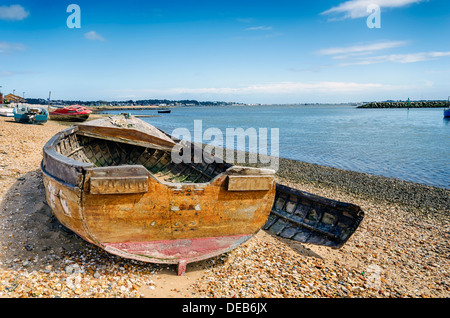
[4,94,26,103]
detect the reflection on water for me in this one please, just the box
[102,105,450,189]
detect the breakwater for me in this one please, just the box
[358,101,448,108]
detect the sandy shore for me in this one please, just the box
[0,115,448,298]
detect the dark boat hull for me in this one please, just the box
[49,114,90,122]
[264,184,364,249]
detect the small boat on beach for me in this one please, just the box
[158,109,171,114]
[0,107,14,117]
[13,106,49,124]
[41,115,364,275]
[49,105,92,122]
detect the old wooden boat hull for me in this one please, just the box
[264,184,364,249]
[41,115,364,275]
[41,116,276,275]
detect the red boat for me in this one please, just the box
[50,105,92,122]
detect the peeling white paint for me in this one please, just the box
[59,190,71,216]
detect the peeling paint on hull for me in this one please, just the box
[104,234,252,275]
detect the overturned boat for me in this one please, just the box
[49,105,92,122]
[41,115,364,275]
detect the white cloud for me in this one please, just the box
[237,18,254,23]
[0,70,38,77]
[0,4,29,21]
[317,40,450,66]
[245,26,273,31]
[337,51,450,66]
[84,31,106,42]
[321,0,427,19]
[317,41,408,56]
[114,81,403,97]
[0,41,26,54]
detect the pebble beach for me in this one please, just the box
[0,114,448,299]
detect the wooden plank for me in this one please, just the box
[76,130,174,152]
[90,176,149,194]
[76,116,176,151]
[227,175,274,191]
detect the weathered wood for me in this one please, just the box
[41,165,95,245]
[42,126,94,187]
[90,176,149,194]
[263,184,364,249]
[80,169,275,244]
[76,116,176,152]
[227,175,274,191]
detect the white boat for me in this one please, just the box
[0,107,14,117]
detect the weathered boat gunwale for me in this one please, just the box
[42,125,274,191]
[42,126,94,187]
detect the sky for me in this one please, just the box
[1,0,450,104]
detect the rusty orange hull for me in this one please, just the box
[41,116,276,275]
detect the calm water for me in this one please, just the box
[102,105,450,189]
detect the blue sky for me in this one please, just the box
[1,0,450,103]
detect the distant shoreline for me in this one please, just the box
[89,105,165,113]
[358,101,449,108]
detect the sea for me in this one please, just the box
[101,104,450,189]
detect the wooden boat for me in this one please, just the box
[13,106,48,124]
[50,105,92,122]
[264,184,364,248]
[158,109,171,114]
[41,115,364,275]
